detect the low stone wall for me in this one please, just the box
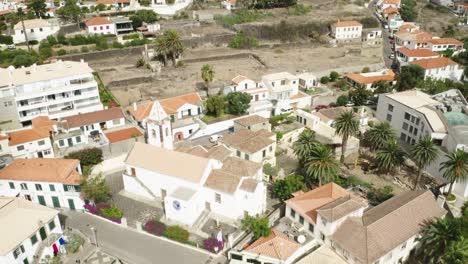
[102,136,145,159]
[56,45,145,62]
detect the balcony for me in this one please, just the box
[15,81,98,101]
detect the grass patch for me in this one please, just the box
[201,113,237,124]
[215,9,272,28]
[287,4,312,16]
[93,72,120,108]
[305,88,323,95]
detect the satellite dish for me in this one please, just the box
[297,235,306,244]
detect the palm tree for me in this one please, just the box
[17,8,30,52]
[305,144,340,186]
[164,29,183,66]
[411,136,439,190]
[201,64,214,95]
[155,36,168,66]
[292,128,319,164]
[376,140,406,174]
[364,122,395,151]
[439,149,468,196]
[418,217,462,263]
[335,110,359,163]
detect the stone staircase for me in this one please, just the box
[192,209,210,231]
[133,176,159,200]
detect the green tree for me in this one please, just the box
[95,3,106,11]
[335,110,359,163]
[366,185,394,206]
[0,34,13,44]
[411,136,439,190]
[155,36,169,66]
[80,174,111,203]
[292,128,319,164]
[56,0,83,28]
[241,215,271,239]
[363,122,396,151]
[38,41,53,59]
[396,64,425,91]
[27,0,47,18]
[336,95,349,106]
[228,31,258,49]
[376,140,406,174]
[39,255,61,264]
[439,149,468,196]
[320,76,330,84]
[349,86,372,106]
[12,54,38,67]
[164,29,183,66]
[361,67,370,73]
[400,0,418,21]
[201,64,214,93]
[130,9,159,28]
[329,71,339,81]
[226,92,251,114]
[305,144,340,186]
[17,8,30,52]
[442,237,468,264]
[373,80,392,94]
[205,95,225,117]
[272,175,306,201]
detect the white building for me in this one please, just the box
[0,127,54,159]
[331,190,446,264]
[409,57,463,81]
[330,21,363,42]
[377,0,401,10]
[362,28,383,45]
[0,197,63,264]
[127,92,203,145]
[396,47,440,67]
[0,60,104,130]
[405,37,464,52]
[0,158,85,210]
[85,16,116,35]
[285,183,367,244]
[297,72,320,91]
[344,69,396,90]
[222,0,236,11]
[123,142,267,227]
[12,18,59,43]
[225,75,269,103]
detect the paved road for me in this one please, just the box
[368,0,394,68]
[62,211,213,264]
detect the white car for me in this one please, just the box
[209,134,223,143]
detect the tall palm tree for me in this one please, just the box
[305,144,340,186]
[155,36,168,66]
[292,128,319,164]
[411,136,439,190]
[364,122,395,150]
[201,64,214,95]
[418,217,462,264]
[164,29,183,66]
[335,110,359,163]
[440,149,468,196]
[376,140,406,174]
[17,8,30,52]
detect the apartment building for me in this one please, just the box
[224,75,269,102]
[396,47,440,67]
[0,158,85,210]
[0,60,103,130]
[409,57,463,81]
[330,21,363,42]
[406,37,464,52]
[0,197,63,264]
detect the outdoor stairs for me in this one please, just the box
[194,117,208,129]
[133,177,159,200]
[192,209,210,231]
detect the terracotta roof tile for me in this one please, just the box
[31,116,57,129]
[127,101,154,122]
[332,21,363,28]
[234,115,268,127]
[159,92,202,114]
[345,69,395,85]
[8,127,50,146]
[383,0,400,4]
[231,75,250,84]
[221,157,261,176]
[104,127,143,143]
[85,17,112,27]
[245,230,301,260]
[409,57,458,69]
[397,47,439,58]
[204,170,241,193]
[220,129,275,154]
[61,107,124,129]
[96,0,129,4]
[0,158,83,185]
[382,7,398,14]
[426,38,463,45]
[239,178,258,193]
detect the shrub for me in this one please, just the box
[228,31,258,49]
[362,67,370,73]
[64,233,85,253]
[28,40,39,45]
[272,175,306,201]
[203,237,224,253]
[101,204,123,219]
[144,219,166,235]
[367,185,394,206]
[176,60,184,67]
[47,35,58,46]
[57,49,67,56]
[81,46,89,52]
[65,148,103,166]
[269,113,290,127]
[263,163,279,177]
[320,76,330,84]
[123,33,140,40]
[136,57,145,68]
[0,34,13,45]
[241,215,271,239]
[163,226,190,243]
[287,4,312,16]
[359,17,379,28]
[329,71,339,81]
[215,9,270,28]
[112,41,124,49]
[336,95,349,106]
[276,131,283,142]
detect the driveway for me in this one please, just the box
[62,211,215,264]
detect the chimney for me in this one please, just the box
[133,102,137,111]
[437,195,446,208]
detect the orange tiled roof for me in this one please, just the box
[105,127,143,143]
[397,47,439,58]
[396,30,432,41]
[383,0,400,4]
[426,38,463,45]
[96,0,130,4]
[285,183,350,224]
[127,101,154,122]
[383,7,398,14]
[345,70,395,85]
[410,57,458,69]
[61,107,124,129]
[159,92,202,115]
[85,17,113,27]
[0,158,82,185]
[332,21,363,28]
[245,230,301,260]
[31,116,57,129]
[231,75,249,85]
[8,127,50,146]
[399,24,416,31]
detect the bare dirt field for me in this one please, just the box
[91,43,382,106]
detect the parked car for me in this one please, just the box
[315,105,328,111]
[389,53,395,59]
[209,134,223,143]
[7,45,16,50]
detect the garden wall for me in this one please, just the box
[101,136,145,159]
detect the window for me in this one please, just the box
[13,246,22,259]
[59,140,64,147]
[404,112,411,120]
[31,234,38,245]
[388,104,394,112]
[76,136,81,143]
[269,146,273,152]
[409,126,413,133]
[236,150,241,157]
[94,26,97,31]
[402,123,408,130]
[281,80,286,85]
[411,116,415,123]
[106,25,109,29]
[309,223,314,233]
[299,216,305,224]
[48,220,56,230]
[215,193,221,203]
[413,128,418,135]
[231,253,243,261]
[35,184,42,191]
[245,154,249,160]
[386,114,392,122]
[9,182,15,189]
[247,259,261,264]
[17,145,25,151]
[39,27,43,32]
[38,140,45,146]
[30,29,34,33]
[401,241,407,249]
[112,119,121,125]
[415,118,420,125]
[262,149,266,158]
[49,184,55,192]
[290,208,296,218]
[100,26,103,30]
[400,133,406,141]
[43,149,51,155]
[20,183,28,190]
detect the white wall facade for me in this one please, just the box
[56,134,88,149]
[8,137,54,158]
[87,23,116,34]
[13,24,59,43]
[331,25,363,41]
[421,65,463,81]
[262,76,299,101]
